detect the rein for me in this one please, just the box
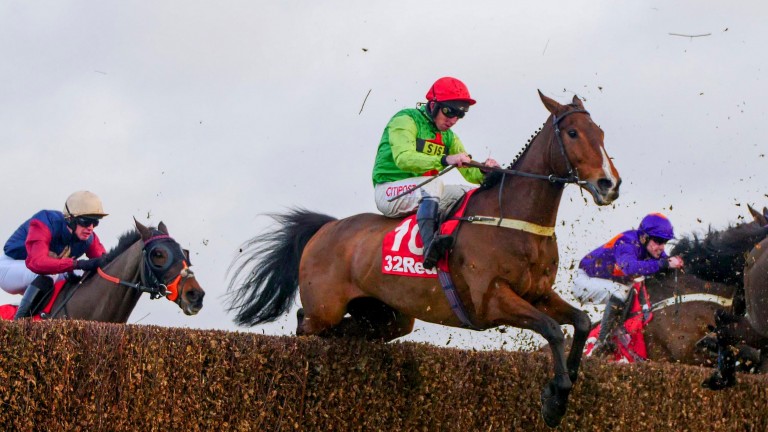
[453,108,590,237]
[465,108,591,185]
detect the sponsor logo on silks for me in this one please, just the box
[384,184,416,198]
[415,132,446,157]
[381,216,438,278]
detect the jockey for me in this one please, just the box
[0,191,109,319]
[372,77,499,269]
[572,213,684,352]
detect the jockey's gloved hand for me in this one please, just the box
[64,271,82,284]
[74,257,104,272]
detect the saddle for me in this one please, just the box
[0,279,69,321]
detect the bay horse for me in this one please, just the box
[227,92,621,427]
[643,272,735,365]
[43,219,205,322]
[639,208,768,366]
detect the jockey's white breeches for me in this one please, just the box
[0,254,63,295]
[572,268,631,305]
[374,177,471,218]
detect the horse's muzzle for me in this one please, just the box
[585,177,621,205]
[181,289,205,315]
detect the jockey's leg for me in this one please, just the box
[14,275,54,320]
[572,270,630,355]
[593,295,627,354]
[418,195,453,269]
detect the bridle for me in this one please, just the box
[471,107,591,185]
[472,107,591,227]
[134,233,194,302]
[46,233,194,318]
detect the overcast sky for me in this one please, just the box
[1,1,766,350]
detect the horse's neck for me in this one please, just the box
[648,273,735,302]
[65,240,145,322]
[475,126,565,226]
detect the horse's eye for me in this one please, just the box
[567,130,578,138]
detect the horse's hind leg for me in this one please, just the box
[295,291,348,337]
[538,294,591,384]
[347,297,415,342]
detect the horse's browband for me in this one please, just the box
[461,215,555,237]
[651,294,733,312]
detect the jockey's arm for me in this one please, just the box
[451,135,485,184]
[614,240,665,277]
[24,219,77,275]
[86,233,107,258]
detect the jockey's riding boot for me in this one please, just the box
[593,295,626,355]
[14,275,54,320]
[417,197,453,270]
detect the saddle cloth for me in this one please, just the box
[381,189,479,278]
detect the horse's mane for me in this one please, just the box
[646,271,736,301]
[481,123,545,190]
[481,103,584,190]
[670,222,768,287]
[101,230,141,265]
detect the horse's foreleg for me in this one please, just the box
[485,285,571,428]
[703,309,741,390]
[538,295,591,384]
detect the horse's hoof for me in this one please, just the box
[540,382,567,428]
[702,371,736,390]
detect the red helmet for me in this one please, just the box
[425,77,476,105]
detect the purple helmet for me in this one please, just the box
[638,213,674,240]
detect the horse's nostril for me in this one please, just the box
[185,290,205,303]
[597,178,613,191]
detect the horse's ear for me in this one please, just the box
[158,221,169,235]
[571,94,585,109]
[134,217,151,240]
[747,204,767,226]
[183,248,192,265]
[538,90,562,116]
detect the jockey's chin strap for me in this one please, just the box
[96,234,194,304]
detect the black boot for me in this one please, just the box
[703,345,737,390]
[593,295,626,355]
[14,275,54,320]
[417,197,454,269]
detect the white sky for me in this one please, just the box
[1,1,766,350]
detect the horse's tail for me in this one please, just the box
[227,208,336,326]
